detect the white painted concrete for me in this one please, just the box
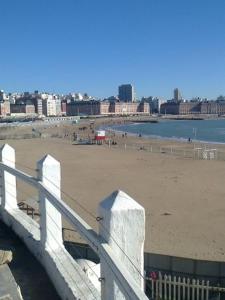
[1,208,100,300]
[37,155,63,250]
[0,144,148,300]
[76,259,101,292]
[0,144,18,210]
[42,246,100,300]
[99,190,145,300]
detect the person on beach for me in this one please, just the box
[150,271,158,282]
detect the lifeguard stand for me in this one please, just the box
[94,130,106,145]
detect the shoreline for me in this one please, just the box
[1,114,225,149]
[101,123,225,148]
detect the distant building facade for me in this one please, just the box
[160,102,180,115]
[67,101,149,116]
[42,96,61,116]
[61,101,67,116]
[67,101,104,116]
[10,104,35,115]
[109,102,149,114]
[118,84,135,102]
[0,101,10,116]
[141,97,165,113]
[0,90,8,102]
[33,98,43,115]
[160,101,225,115]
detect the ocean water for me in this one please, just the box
[108,119,225,144]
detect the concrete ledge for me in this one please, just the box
[0,209,100,300]
[42,246,100,300]
[0,264,22,300]
[0,209,40,258]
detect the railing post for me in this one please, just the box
[0,144,17,210]
[37,155,63,250]
[98,190,145,300]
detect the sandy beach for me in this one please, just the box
[1,117,225,262]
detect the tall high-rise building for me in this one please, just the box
[118,84,135,102]
[174,88,182,102]
[0,90,7,102]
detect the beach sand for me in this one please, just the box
[2,122,225,262]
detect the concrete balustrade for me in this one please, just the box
[37,155,63,250]
[0,144,17,210]
[99,190,145,299]
[0,144,147,300]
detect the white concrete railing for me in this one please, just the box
[0,144,148,300]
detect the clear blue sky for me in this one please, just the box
[1,0,225,99]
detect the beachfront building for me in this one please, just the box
[160,101,225,115]
[42,95,62,116]
[32,98,43,116]
[160,102,180,115]
[0,90,9,102]
[61,101,67,116]
[66,101,149,116]
[8,91,44,116]
[160,102,201,115]
[178,102,201,114]
[0,100,10,116]
[67,100,104,116]
[118,84,135,102]
[141,97,165,114]
[109,101,149,114]
[200,101,225,114]
[215,102,225,115]
[10,103,36,115]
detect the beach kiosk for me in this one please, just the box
[95,130,106,145]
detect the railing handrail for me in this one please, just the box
[0,161,148,300]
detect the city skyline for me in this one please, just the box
[1,85,225,102]
[1,0,225,99]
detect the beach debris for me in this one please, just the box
[161,212,172,216]
[0,250,13,265]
